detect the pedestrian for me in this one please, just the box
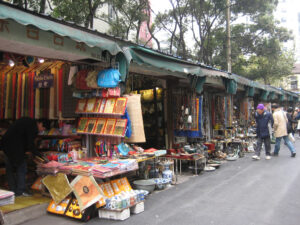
[295,108,300,137]
[1,117,46,196]
[252,103,274,160]
[287,107,298,137]
[271,104,296,157]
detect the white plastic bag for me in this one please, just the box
[288,133,295,143]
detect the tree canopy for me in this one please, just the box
[5,0,296,83]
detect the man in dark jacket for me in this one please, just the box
[253,104,274,160]
[287,107,298,136]
[2,117,45,196]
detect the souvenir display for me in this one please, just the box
[76,99,87,113]
[86,98,96,113]
[99,98,107,113]
[70,175,105,211]
[93,98,102,113]
[0,189,15,206]
[113,119,128,136]
[31,177,43,191]
[113,97,127,114]
[42,173,73,204]
[103,98,116,114]
[47,197,71,215]
[94,118,107,135]
[103,119,116,135]
[85,118,97,133]
[77,118,89,133]
[65,198,83,219]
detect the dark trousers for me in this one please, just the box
[255,136,271,156]
[4,155,27,195]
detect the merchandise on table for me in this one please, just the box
[0,189,15,206]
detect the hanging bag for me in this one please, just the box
[97,68,121,88]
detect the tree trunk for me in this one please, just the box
[136,20,142,44]
[39,0,46,13]
[226,0,232,73]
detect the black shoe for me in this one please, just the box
[272,152,278,156]
[22,191,33,197]
[291,153,296,158]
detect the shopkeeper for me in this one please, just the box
[1,117,46,196]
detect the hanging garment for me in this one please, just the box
[5,73,11,119]
[68,66,78,85]
[30,72,35,118]
[0,73,4,119]
[21,73,26,117]
[11,73,17,120]
[58,68,63,116]
[35,87,40,119]
[49,68,55,119]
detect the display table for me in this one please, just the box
[37,157,139,179]
[161,154,206,180]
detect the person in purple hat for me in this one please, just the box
[252,103,274,160]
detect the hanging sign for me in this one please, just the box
[34,73,54,89]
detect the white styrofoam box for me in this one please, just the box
[98,208,130,221]
[130,202,144,214]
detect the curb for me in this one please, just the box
[3,203,48,225]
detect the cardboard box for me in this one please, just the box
[130,202,144,214]
[98,208,130,221]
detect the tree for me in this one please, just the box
[51,0,105,28]
[154,0,190,58]
[100,0,149,42]
[187,0,295,83]
[9,0,46,12]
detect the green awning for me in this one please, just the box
[223,78,237,94]
[268,91,276,100]
[0,3,122,55]
[195,77,206,94]
[260,90,270,101]
[127,46,203,77]
[288,95,294,101]
[246,86,255,97]
[279,95,285,102]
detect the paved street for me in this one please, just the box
[22,140,300,225]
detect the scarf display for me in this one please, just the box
[0,62,66,120]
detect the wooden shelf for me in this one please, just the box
[76,132,125,138]
[76,112,124,116]
[38,135,82,139]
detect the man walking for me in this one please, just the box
[252,104,274,160]
[272,104,296,157]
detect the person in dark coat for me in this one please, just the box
[1,117,45,196]
[253,104,274,160]
[287,107,298,136]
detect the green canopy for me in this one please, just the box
[0,3,122,55]
[260,90,270,101]
[246,86,255,97]
[268,91,276,100]
[127,46,203,77]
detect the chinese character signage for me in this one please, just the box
[34,73,54,89]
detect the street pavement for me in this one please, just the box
[22,140,300,225]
